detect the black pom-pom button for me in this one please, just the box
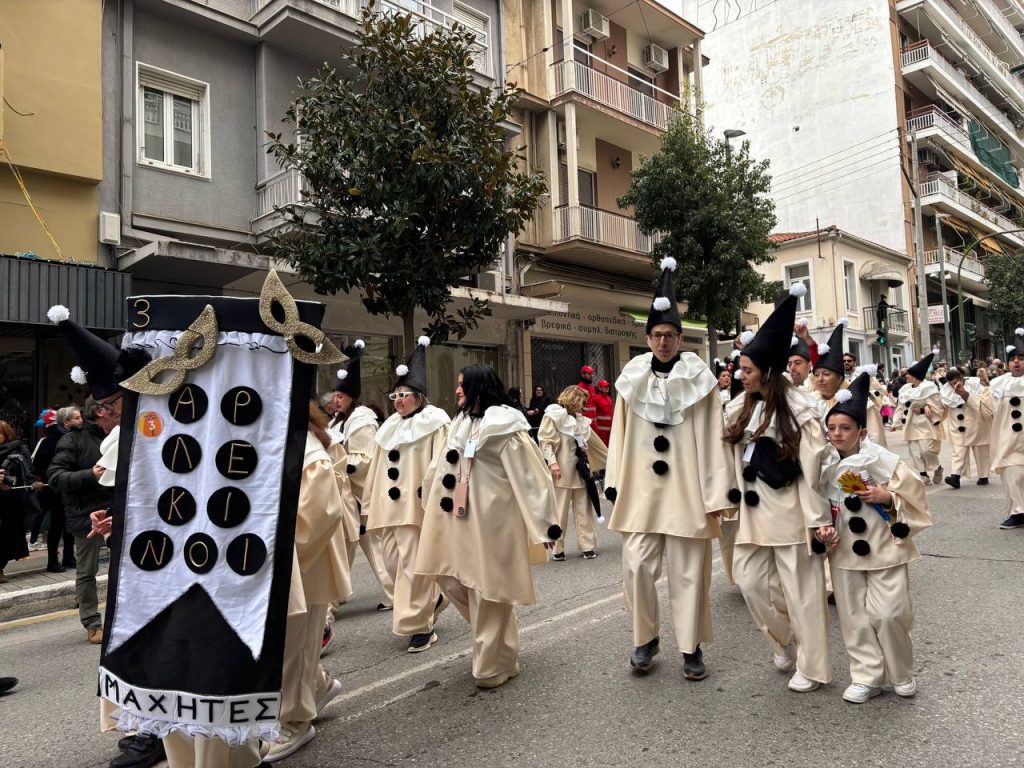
[440,497,454,513]
[956,414,965,421]
[890,521,910,539]
[958,426,966,433]
[652,460,669,475]
[653,435,670,452]
[727,488,742,504]
[547,524,563,541]
[848,516,867,534]
[442,473,457,490]
[388,487,401,500]
[844,496,863,512]
[810,538,826,554]
[742,465,757,482]
[605,487,617,502]
[1011,397,1022,407]
[387,467,400,481]
[346,464,357,475]
[1013,410,1022,419]
[744,490,760,507]
[852,539,871,557]
[1014,423,1023,433]
[388,449,401,462]
[446,449,459,465]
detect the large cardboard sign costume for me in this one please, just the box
[97,273,342,744]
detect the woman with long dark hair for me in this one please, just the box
[723,284,835,693]
[416,364,560,688]
[525,385,552,438]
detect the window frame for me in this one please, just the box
[843,259,858,314]
[136,62,212,179]
[784,260,813,314]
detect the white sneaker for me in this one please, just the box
[787,670,820,692]
[773,645,796,673]
[264,723,316,763]
[843,682,881,703]
[893,678,917,697]
[315,677,342,716]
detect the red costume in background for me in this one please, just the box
[593,380,613,445]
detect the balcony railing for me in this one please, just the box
[554,205,662,254]
[249,0,491,76]
[906,106,972,154]
[862,305,911,335]
[919,173,1023,234]
[974,0,1024,56]
[923,246,986,278]
[900,42,1018,138]
[552,59,677,130]
[255,168,305,221]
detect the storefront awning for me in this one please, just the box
[622,309,759,331]
[0,255,132,331]
[859,261,905,286]
[962,291,991,309]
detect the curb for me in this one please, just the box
[0,575,108,623]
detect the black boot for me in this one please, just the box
[630,636,660,673]
[682,645,707,681]
[944,474,961,489]
[978,477,989,485]
[109,735,166,768]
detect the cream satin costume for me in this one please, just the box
[980,373,1024,516]
[897,381,945,479]
[940,379,991,480]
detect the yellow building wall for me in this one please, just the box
[0,0,103,262]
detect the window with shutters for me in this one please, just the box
[453,3,491,76]
[784,262,813,313]
[559,163,596,207]
[136,63,211,178]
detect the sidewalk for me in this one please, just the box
[0,541,109,622]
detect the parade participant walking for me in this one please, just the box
[578,365,598,423]
[975,329,1024,529]
[724,283,835,693]
[330,341,394,612]
[811,321,887,446]
[821,372,931,703]
[603,258,735,680]
[897,353,945,485]
[592,380,614,446]
[264,405,351,762]
[940,368,991,489]
[364,337,450,652]
[538,385,607,561]
[417,364,560,689]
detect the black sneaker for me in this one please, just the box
[1000,513,1024,530]
[552,552,566,561]
[978,478,990,486]
[682,646,707,681]
[407,632,438,653]
[944,475,961,489]
[582,550,597,560]
[0,677,16,695]
[630,636,660,674]
[109,734,165,768]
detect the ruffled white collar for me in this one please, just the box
[898,380,938,403]
[448,405,529,451]
[725,386,820,444]
[97,425,120,487]
[304,431,331,468]
[375,404,450,450]
[342,405,378,444]
[615,352,716,425]
[820,440,901,500]
[939,378,983,408]
[990,372,1024,398]
[543,404,590,437]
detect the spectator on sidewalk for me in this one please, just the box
[526,386,551,440]
[0,422,35,583]
[33,408,77,572]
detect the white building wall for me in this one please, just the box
[700,0,908,253]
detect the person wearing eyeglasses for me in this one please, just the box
[363,337,451,653]
[603,258,736,681]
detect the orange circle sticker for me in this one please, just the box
[138,411,164,438]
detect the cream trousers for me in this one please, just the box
[734,543,831,683]
[830,564,915,687]
[163,733,263,768]
[345,521,395,605]
[553,485,597,556]
[436,575,519,683]
[281,602,329,728]
[1002,464,1024,516]
[718,519,738,587]
[907,439,941,475]
[951,443,990,479]
[621,532,712,654]
[380,525,439,636]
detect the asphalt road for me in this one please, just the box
[2,437,1023,768]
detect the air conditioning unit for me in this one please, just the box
[98,212,121,245]
[918,148,938,167]
[580,9,609,40]
[475,270,504,292]
[642,43,670,74]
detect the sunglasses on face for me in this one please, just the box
[388,392,416,401]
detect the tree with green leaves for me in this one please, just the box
[619,112,778,361]
[983,251,1024,345]
[267,6,545,353]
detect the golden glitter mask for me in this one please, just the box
[258,271,343,365]
[121,305,219,396]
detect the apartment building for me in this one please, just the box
[502,0,709,393]
[701,0,1024,364]
[99,0,565,414]
[0,1,130,434]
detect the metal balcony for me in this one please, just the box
[862,305,911,336]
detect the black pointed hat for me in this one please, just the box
[789,329,811,361]
[741,283,806,376]
[826,371,871,428]
[333,339,365,399]
[393,336,430,395]
[646,257,681,333]
[713,357,728,378]
[906,352,934,382]
[812,320,846,375]
[47,304,123,400]
[1006,326,1024,358]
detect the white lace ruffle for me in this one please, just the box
[614,352,716,426]
[113,708,279,747]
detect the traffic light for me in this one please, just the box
[876,328,887,346]
[965,322,977,346]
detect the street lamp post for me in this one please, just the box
[934,213,954,362]
[955,229,1024,363]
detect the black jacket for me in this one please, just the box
[46,422,111,534]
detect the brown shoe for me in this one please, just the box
[86,625,103,644]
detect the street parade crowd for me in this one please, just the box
[0,260,1022,768]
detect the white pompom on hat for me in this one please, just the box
[838,316,849,326]
[818,342,831,355]
[336,369,349,381]
[395,364,409,376]
[834,389,853,404]
[47,305,70,324]
[417,336,431,347]
[739,330,756,345]
[789,282,807,297]
[354,339,366,349]
[652,297,671,311]
[659,256,678,272]
[71,366,88,385]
